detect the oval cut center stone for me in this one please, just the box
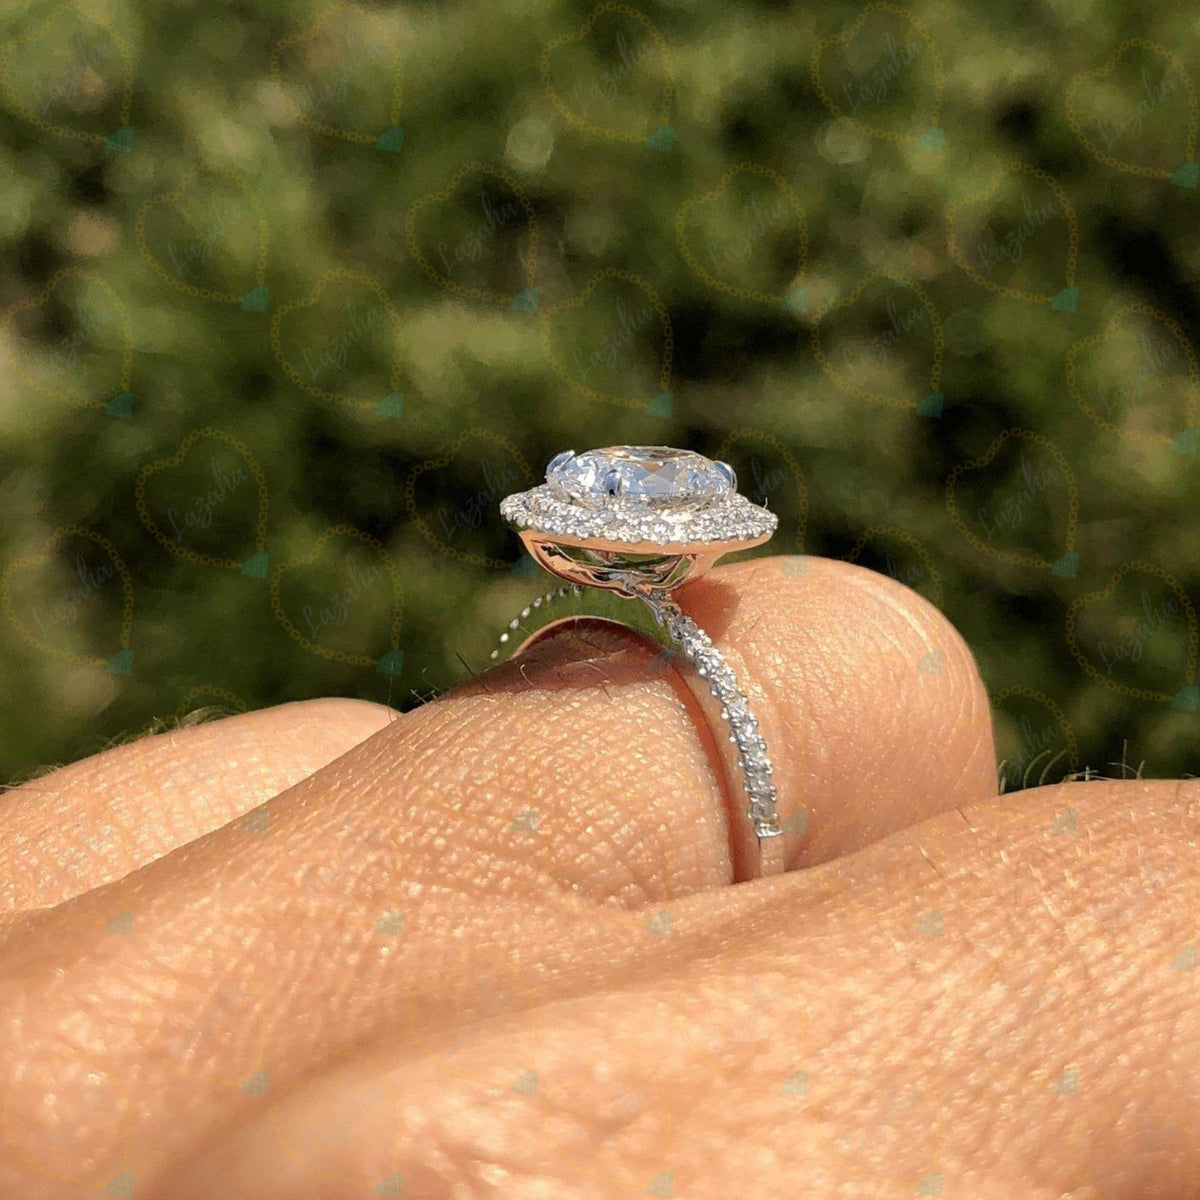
[546,446,735,503]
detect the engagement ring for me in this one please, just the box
[495,446,786,879]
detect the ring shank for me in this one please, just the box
[757,831,786,877]
[492,585,788,881]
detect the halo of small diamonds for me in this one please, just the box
[500,485,775,545]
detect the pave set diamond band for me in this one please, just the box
[495,446,786,879]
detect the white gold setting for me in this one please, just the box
[495,445,786,878]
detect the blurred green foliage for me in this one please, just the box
[1,0,1199,789]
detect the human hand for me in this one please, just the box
[1,557,1194,1198]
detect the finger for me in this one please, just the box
[0,555,994,1194]
[672,555,996,866]
[0,698,396,912]
[422,552,996,889]
[165,778,1200,1200]
[5,555,993,908]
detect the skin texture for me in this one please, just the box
[0,556,1196,1198]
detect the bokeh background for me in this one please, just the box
[1,0,1198,789]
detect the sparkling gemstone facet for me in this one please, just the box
[502,443,777,545]
[547,446,735,503]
